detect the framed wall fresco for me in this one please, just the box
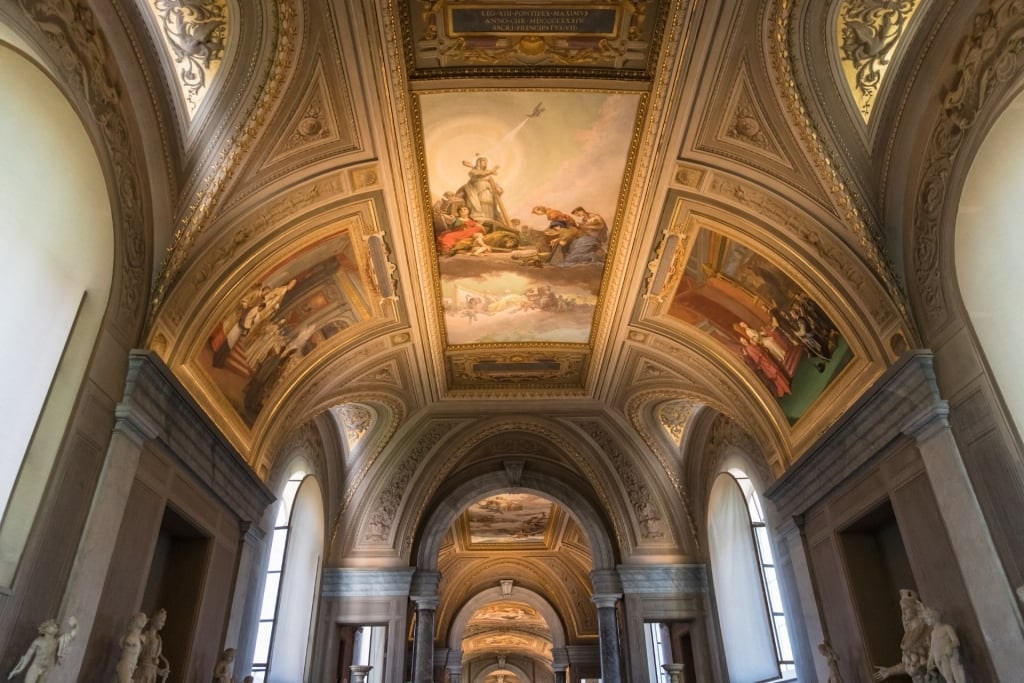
[196,232,371,427]
[418,89,642,346]
[667,228,853,424]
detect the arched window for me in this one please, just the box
[251,470,324,682]
[708,470,795,682]
[0,40,113,586]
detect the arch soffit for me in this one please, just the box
[902,4,1024,340]
[472,662,538,683]
[447,586,567,650]
[0,5,154,344]
[413,470,617,573]
[379,415,627,561]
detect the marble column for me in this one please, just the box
[446,662,462,683]
[52,413,155,682]
[592,594,623,683]
[412,596,438,683]
[906,407,1024,678]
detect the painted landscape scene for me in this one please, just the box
[419,90,641,344]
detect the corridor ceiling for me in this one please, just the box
[135,0,922,477]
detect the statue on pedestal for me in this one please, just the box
[923,607,966,683]
[817,642,843,683]
[7,617,77,683]
[134,608,169,683]
[116,613,150,683]
[212,648,236,683]
[873,589,930,682]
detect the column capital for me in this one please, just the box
[411,595,439,610]
[591,593,622,608]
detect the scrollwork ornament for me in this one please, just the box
[913,0,1024,327]
[16,0,149,332]
[837,0,923,120]
[149,0,228,112]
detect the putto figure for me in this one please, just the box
[7,617,78,683]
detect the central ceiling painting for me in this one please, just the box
[419,90,641,346]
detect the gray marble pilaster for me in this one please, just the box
[905,408,1024,678]
[412,595,439,683]
[592,593,623,683]
[52,413,154,682]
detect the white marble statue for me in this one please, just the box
[873,589,930,682]
[817,642,843,683]
[7,617,77,683]
[116,613,149,683]
[133,608,169,683]
[923,607,966,683]
[212,648,236,683]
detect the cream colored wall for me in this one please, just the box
[955,90,1024,440]
[0,42,113,586]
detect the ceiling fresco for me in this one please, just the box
[197,231,372,427]
[463,493,557,546]
[468,601,550,632]
[420,90,641,346]
[666,228,853,424]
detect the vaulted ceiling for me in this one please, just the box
[130,0,929,475]
[29,0,973,670]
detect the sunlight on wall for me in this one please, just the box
[0,42,112,586]
[956,90,1024,438]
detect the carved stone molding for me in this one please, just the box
[15,0,150,335]
[912,0,1024,332]
[357,421,458,546]
[577,421,666,542]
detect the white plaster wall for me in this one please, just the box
[0,42,113,585]
[956,91,1024,437]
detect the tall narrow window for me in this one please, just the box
[708,471,795,682]
[251,471,324,683]
[730,469,796,679]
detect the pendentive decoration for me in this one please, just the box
[836,0,923,122]
[146,0,229,117]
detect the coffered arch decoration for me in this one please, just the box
[638,186,899,455]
